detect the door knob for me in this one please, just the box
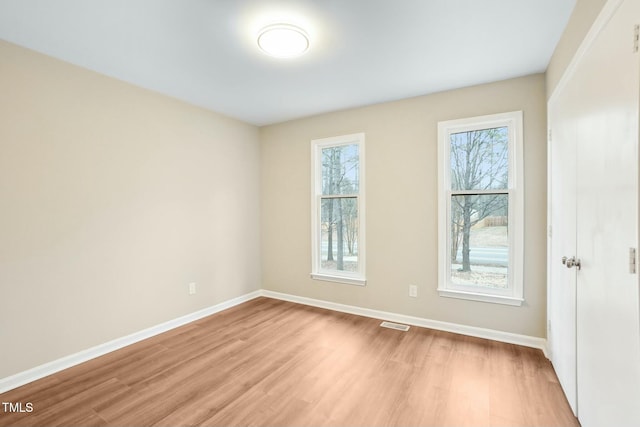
[563,256,581,270]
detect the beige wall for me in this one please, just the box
[546,0,608,98]
[261,74,548,338]
[0,41,261,378]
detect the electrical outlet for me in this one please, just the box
[409,285,418,298]
[188,282,196,295]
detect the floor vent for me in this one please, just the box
[380,321,410,332]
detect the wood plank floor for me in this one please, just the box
[0,297,579,426]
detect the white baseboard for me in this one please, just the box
[0,290,262,394]
[260,290,548,356]
[1,288,548,394]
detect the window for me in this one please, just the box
[311,133,365,286]
[437,112,523,306]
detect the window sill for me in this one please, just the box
[437,288,523,306]
[311,273,366,286]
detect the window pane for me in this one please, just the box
[450,194,508,288]
[450,127,508,191]
[320,197,358,272]
[322,144,359,195]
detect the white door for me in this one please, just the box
[573,0,640,425]
[549,1,640,426]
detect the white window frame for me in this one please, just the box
[311,133,366,286]
[437,111,524,306]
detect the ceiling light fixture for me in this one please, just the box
[257,23,309,58]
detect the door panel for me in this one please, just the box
[548,96,578,413]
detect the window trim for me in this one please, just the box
[437,112,524,306]
[310,133,366,286]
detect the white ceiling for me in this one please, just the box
[0,0,575,126]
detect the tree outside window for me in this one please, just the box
[449,127,509,288]
[320,143,359,272]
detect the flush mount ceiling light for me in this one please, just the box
[257,23,309,58]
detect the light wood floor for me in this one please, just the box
[0,297,579,427]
